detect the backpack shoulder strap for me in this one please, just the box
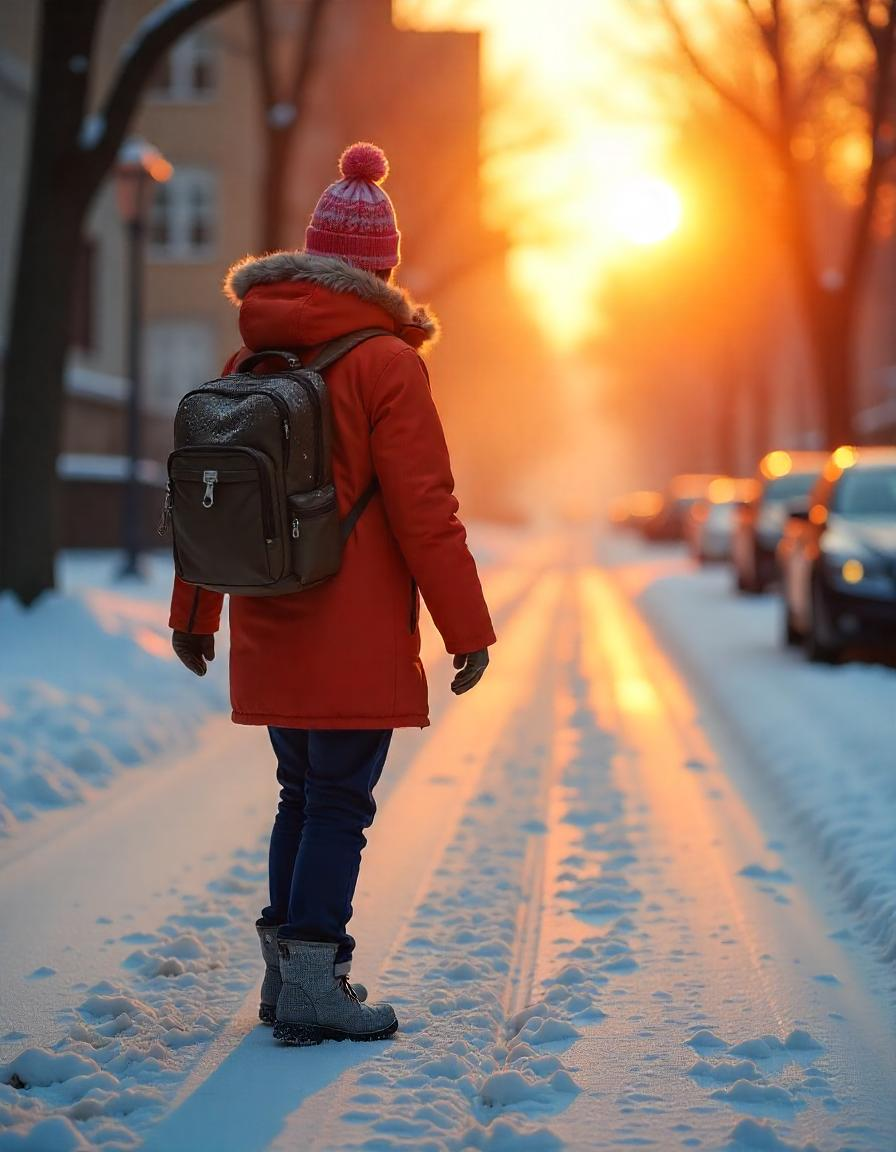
[306,327,393,374]
[340,478,379,544]
[311,327,392,543]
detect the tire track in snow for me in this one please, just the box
[246,574,572,1152]
[630,561,896,969]
[542,569,896,1152]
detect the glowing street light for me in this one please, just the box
[114,138,172,579]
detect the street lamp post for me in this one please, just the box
[114,139,172,578]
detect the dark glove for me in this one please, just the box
[451,649,489,695]
[172,631,215,677]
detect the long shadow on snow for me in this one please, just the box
[140,1022,386,1152]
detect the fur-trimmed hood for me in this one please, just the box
[223,251,439,352]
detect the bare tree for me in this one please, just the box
[0,0,242,605]
[650,0,896,447]
[249,0,327,251]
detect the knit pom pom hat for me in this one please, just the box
[304,142,401,272]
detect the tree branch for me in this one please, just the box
[854,0,876,41]
[736,0,776,55]
[290,0,327,111]
[845,0,896,292]
[657,0,778,145]
[248,0,276,114]
[796,4,853,114]
[80,0,242,199]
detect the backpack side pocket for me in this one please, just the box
[288,484,342,585]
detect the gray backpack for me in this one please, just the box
[160,328,389,596]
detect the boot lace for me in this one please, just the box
[339,974,362,1005]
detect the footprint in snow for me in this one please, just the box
[688,1058,761,1083]
[685,1028,728,1049]
[739,863,793,884]
[713,1080,798,1108]
[728,1036,785,1060]
[728,1118,819,1151]
[26,967,56,980]
[783,1029,823,1051]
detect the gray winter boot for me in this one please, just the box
[256,922,281,1025]
[272,940,398,1046]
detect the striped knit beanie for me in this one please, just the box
[304,142,401,272]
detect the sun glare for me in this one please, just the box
[609,178,682,246]
[396,0,680,347]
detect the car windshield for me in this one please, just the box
[832,466,896,517]
[764,472,818,503]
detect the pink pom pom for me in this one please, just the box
[339,142,389,185]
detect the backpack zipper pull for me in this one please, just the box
[291,517,300,539]
[202,469,218,508]
[157,483,172,535]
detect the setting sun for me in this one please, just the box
[396,0,683,347]
[609,178,682,246]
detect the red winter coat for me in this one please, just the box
[168,252,495,728]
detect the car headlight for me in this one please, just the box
[822,551,890,591]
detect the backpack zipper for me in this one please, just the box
[157,483,172,535]
[202,470,218,507]
[290,495,336,540]
[291,375,323,486]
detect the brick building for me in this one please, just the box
[1,0,545,549]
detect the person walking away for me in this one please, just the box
[168,142,495,1046]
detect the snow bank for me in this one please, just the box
[634,560,896,962]
[0,552,228,833]
[0,845,268,1148]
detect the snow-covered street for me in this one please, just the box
[1,529,894,1152]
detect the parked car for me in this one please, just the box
[608,490,664,532]
[643,474,721,541]
[732,450,828,592]
[686,477,760,563]
[778,445,896,662]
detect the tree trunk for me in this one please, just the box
[0,200,87,603]
[715,351,738,475]
[0,0,98,604]
[261,124,292,253]
[0,0,241,603]
[752,372,770,462]
[809,287,856,448]
[250,0,328,252]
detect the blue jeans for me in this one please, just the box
[261,727,392,967]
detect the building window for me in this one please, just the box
[145,320,216,416]
[69,238,96,352]
[148,168,217,262]
[147,29,217,102]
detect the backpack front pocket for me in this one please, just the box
[169,446,285,588]
[288,484,342,585]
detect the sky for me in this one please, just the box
[394,0,680,348]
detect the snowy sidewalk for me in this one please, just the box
[1,532,894,1151]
